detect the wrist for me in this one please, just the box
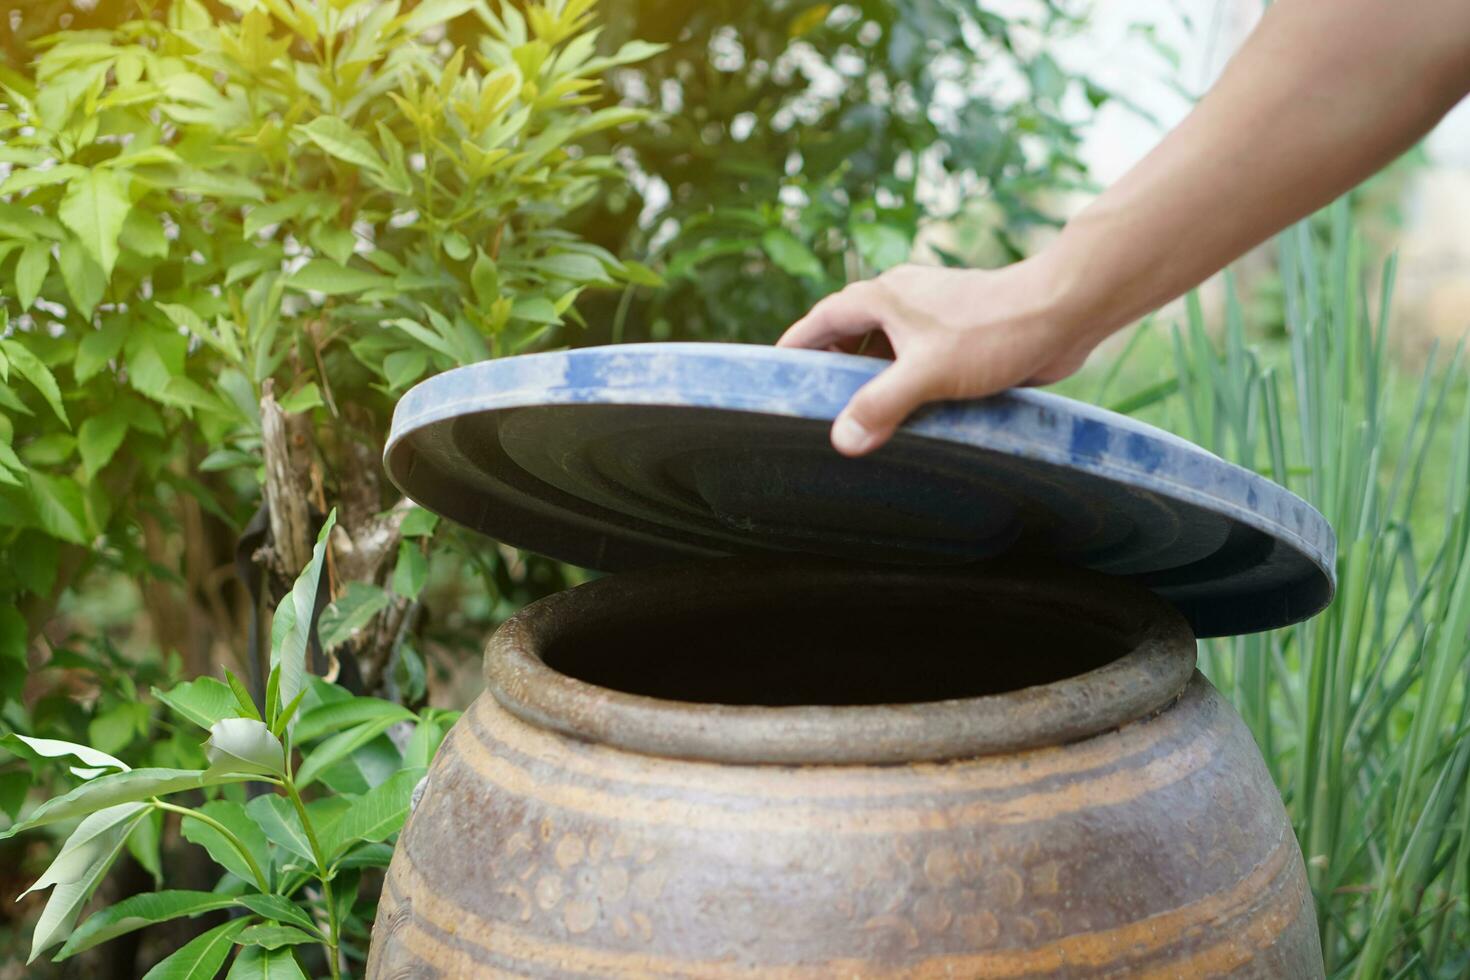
[1037,205,1152,343]
[1011,229,1119,351]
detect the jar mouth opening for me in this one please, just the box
[541,587,1132,706]
[486,558,1197,765]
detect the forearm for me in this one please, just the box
[1044,0,1470,339]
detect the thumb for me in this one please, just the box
[831,357,942,457]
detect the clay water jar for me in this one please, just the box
[367,559,1323,979]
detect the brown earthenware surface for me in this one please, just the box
[367,562,1323,978]
[369,676,1320,978]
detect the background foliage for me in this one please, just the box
[1,0,1101,974]
[569,0,1098,344]
[9,0,1467,978]
[1061,200,1470,978]
[0,0,659,973]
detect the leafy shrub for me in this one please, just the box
[5,514,443,978]
[570,0,1098,343]
[0,0,657,970]
[0,0,657,698]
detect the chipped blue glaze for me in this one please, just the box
[385,342,1336,637]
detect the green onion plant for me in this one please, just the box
[1132,199,1470,978]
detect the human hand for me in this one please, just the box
[776,259,1106,456]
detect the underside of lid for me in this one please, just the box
[384,343,1336,637]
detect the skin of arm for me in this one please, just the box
[777,0,1470,456]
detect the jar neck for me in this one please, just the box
[485,558,1197,766]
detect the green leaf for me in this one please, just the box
[310,223,356,266]
[161,377,227,414]
[510,296,559,325]
[205,718,285,778]
[0,732,128,776]
[140,918,249,980]
[126,808,164,886]
[316,582,390,653]
[235,894,321,936]
[119,208,168,259]
[399,507,439,538]
[28,806,144,963]
[530,252,610,283]
[87,701,148,755]
[3,340,69,427]
[276,383,323,414]
[470,249,499,306]
[298,116,387,173]
[58,238,105,319]
[171,168,265,202]
[851,221,910,272]
[200,448,258,473]
[0,452,21,492]
[22,803,148,899]
[284,258,389,295]
[243,793,315,865]
[0,771,29,821]
[386,317,458,360]
[269,512,336,727]
[226,945,308,980]
[2,768,249,838]
[157,303,241,362]
[0,201,64,239]
[619,259,663,287]
[323,767,425,860]
[58,169,131,278]
[403,717,444,769]
[295,716,402,789]
[0,163,85,195]
[180,800,271,889]
[585,38,667,72]
[337,841,394,870]
[312,734,399,795]
[75,320,128,383]
[234,925,316,951]
[26,471,89,544]
[77,412,128,481]
[59,890,238,960]
[21,432,74,466]
[270,689,307,738]
[294,696,412,745]
[394,641,426,703]
[156,677,242,730]
[244,196,314,238]
[401,0,476,35]
[391,540,428,599]
[442,231,471,261]
[761,229,824,280]
[566,106,646,141]
[16,242,49,309]
[382,349,428,390]
[225,670,262,721]
[264,665,281,729]
[0,610,30,701]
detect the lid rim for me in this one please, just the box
[385,343,1337,637]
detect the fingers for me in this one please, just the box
[777,283,887,351]
[831,356,942,457]
[777,280,942,456]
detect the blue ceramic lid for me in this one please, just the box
[384,342,1335,637]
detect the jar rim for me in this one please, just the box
[484,558,1197,765]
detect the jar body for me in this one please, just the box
[371,678,1319,978]
[367,562,1322,978]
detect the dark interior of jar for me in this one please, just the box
[539,592,1134,707]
